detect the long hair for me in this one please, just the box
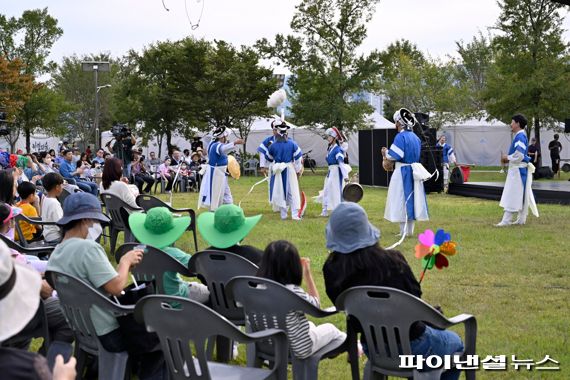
[0,170,15,205]
[323,244,422,303]
[102,157,123,190]
[257,240,303,286]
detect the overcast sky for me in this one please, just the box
[3,0,570,73]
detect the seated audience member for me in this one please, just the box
[58,150,98,196]
[78,153,93,180]
[39,152,58,174]
[182,149,192,164]
[48,149,57,159]
[130,151,155,194]
[41,173,65,245]
[92,148,106,165]
[47,192,166,380]
[129,207,210,303]
[0,169,17,205]
[0,241,77,380]
[197,204,264,265]
[322,202,464,380]
[99,157,139,210]
[15,181,42,242]
[157,157,174,194]
[257,240,346,359]
[145,151,161,167]
[25,154,45,181]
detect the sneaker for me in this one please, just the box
[292,216,302,221]
[494,221,510,227]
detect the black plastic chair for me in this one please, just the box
[115,242,194,294]
[100,193,142,255]
[136,194,199,252]
[46,270,133,380]
[0,233,54,258]
[188,250,259,362]
[134,295,289,380]
[335,286,477,380]
[227,276,345,380]
[13,213,58,248]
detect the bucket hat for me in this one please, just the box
[326,202,380,254]
[197,204,261,249]
[57,192,110,226]
[129,207,190,249]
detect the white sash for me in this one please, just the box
[270,162,300,211]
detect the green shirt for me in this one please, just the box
[162,246,191,298]
[47,238,119,336]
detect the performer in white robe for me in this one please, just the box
[382,108,430,237]
[318,127,350,216]
[257,119,279,176]
[264,122,303,220]
[496,114,539,226]
[198,126,243,211]
[436,135,457,191]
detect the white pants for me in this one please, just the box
[279,191,300,220]
[499,210,527,225]
[308,321,346,356]
[187,282,210,304]
[399,221,415,237]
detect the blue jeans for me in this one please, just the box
[410,326,464,380]
[75,178,99,196]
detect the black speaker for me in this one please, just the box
[421,148,444,193]
[565,119,570,133]
[535,166,554,179]
[358,129,397,186]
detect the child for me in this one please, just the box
[257,240,346,359]
[16,181,43,242]
[41,172,64,244]
[158,157,174,193]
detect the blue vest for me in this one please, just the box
[326,144,344,165]
[208,141,228,166]
[267,138,302,163]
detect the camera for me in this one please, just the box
[111,123,131,139]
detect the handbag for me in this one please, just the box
[112,278,160,354]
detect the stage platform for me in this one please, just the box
[448,181,570,205]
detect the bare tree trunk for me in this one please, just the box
[25,127,31,153]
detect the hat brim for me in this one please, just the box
[57,211,110,226]
[128,213,190,249]
[0,262,41,342]
[198,212,261,249]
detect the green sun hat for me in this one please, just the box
[197,204,262,249]
[128,207,190,249]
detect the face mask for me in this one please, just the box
[87,222,103,241]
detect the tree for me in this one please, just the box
[113,40,207,156]
[256,0,382,132]
[455,32,495,118]
[484,0,570,147]
[52,54,117,147]
[189,40,275,156]
[381,52,462,129]
[0,8,63,151]
[0,56,33,151]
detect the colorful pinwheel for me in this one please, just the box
[415,229,458,283]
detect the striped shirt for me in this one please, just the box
[284,284,319,359]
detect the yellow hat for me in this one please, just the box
[227,155,241,180]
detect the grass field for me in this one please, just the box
[41,167,570,379]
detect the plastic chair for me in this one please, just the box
[335,286,477,380]
[100,193,142,255]
[227,276,345,380]
[115,242,194,294]
[134,295,289,380]
[244,158,259,177]
[13,213,59,248]
[45,270,133,380]
[0,233,54,259]
[136,194,199,252]
[188,250,259,362]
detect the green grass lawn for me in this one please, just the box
[42,167,570,379]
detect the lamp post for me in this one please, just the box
[82,61,111,149]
